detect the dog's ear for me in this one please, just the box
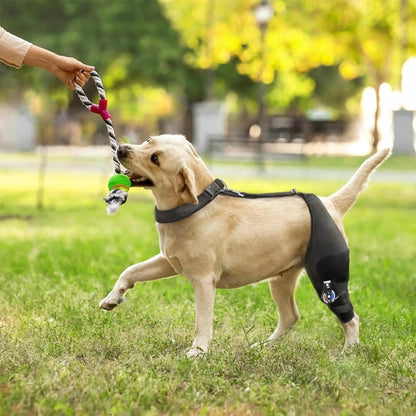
[187,140,200,158]
[177,166,198,204]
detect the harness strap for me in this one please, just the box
[221,188,298,199]
[155,179,227,223]
[154,179,298,224]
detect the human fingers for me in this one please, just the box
[75,69,89,85]
[67,78,76,90]
[80,64,95,73]
[74,68,94,88]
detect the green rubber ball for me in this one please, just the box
[108,173,131,192]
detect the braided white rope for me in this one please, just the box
[75,70,121,174]
[75,70,129,215]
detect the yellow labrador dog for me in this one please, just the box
[99,134,391,357]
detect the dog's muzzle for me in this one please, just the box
[117,144,130,159]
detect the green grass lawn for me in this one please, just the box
[0,159,415,415]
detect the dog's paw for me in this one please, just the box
[99,295,124,311]
[342,312,360,350]
[186,346,207,359]
[343,336,359,351]
[250,338,276,349]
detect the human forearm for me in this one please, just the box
[23,45,94,89]
[23,44,57,71]
[0,26,32,68]
[1,25,93,89]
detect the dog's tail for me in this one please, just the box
[329,147,392,217]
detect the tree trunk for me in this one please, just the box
[371,82,382,152]
[182,100,194,142]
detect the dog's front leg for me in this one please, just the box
[187,277,216,358]
[99,253,176,311]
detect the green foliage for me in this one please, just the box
[1,0,416,126]
[308,65,365,117]
[0,155,415,415]
[0,0,205,121]
[160,0,342,109]
[1,0,189,86]
[267,71,315,112]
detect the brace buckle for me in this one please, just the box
[322,280,336,304]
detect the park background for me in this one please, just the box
[1,1,416,415]
[1,0,416,155]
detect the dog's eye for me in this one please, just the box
[150,153,159,166]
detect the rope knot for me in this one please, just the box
[91,99,111,120]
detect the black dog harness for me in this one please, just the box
[155,179,354,323]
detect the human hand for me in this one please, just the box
[23,45,94,90]
[52,55,94,90]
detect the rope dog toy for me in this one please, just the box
[75,70,131,215]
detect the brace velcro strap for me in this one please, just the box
[326,291,354,323]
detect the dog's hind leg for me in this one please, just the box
[266,266,303,343]
[342,312,359,349]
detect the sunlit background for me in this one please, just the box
[357,57,416,155]
[1,0,416,157]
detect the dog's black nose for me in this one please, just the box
[117,145,130,159]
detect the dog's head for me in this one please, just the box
[117,134,208,207]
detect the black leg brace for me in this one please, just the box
[299,193,355,323]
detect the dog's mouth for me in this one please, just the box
[126,171,154,187]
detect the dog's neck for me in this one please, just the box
[152,162,214,211]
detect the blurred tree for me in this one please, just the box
[308,65,364,118]
[1,0,192,88]
[159,0,361,117]
[302,0,416,150]
[160,0,416,147]
[0,0,204,137]
[2,0,414,147]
